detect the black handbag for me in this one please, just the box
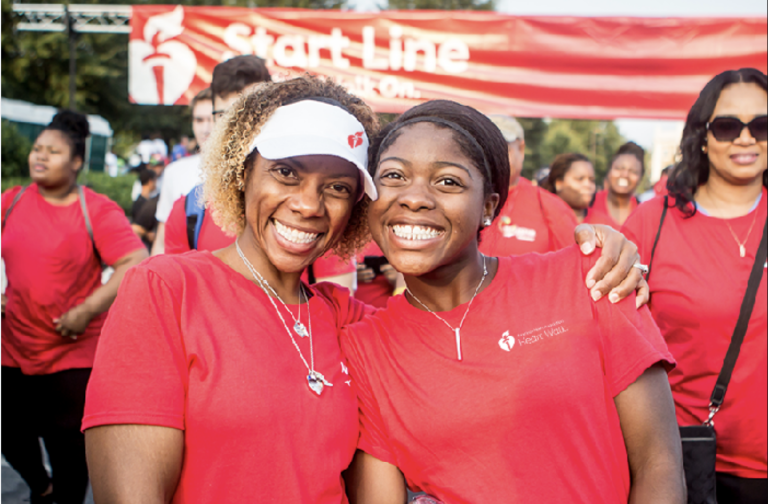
[648,199,768,504]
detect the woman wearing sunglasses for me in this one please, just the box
[623,68,767,504]
[342,100,685,503]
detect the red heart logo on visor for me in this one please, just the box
[348,131,364,149]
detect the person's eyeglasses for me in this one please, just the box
[706,116,768,142]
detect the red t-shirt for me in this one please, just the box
[165,195,355,283]
[83,251,372,503]
[164,195,233,254]
[355,241,392,308]
[341,246,674,502]
[585,190,639,230]
[479,178,577,257]
[622,192,767,479]
[1,184,144,375]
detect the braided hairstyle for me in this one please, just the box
[668,68,767,217]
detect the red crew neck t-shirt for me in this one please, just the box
[341,246,674,502]
[479,178,577,257]
[585,190,638,230]
[1,184,144,375]
[622,192,767,479]
[164,195,355,282]
[83,251,371,502]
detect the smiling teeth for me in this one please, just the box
[618,178,629,187]
[274,221,319,244]
[392,225,443,240]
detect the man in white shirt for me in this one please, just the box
[150,88,214,255]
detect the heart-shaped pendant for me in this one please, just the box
[294,321,309,338]
[307,373,324,396]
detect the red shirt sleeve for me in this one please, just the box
[83,262,187,431]
[538,187,579,251]
[165,196,191,255]
[580,251,676,396]
[340,321,398,466]
[86,189,145,265]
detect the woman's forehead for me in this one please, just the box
[382,123,467,160]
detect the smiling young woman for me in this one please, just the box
[340,101,686,504]
[586,142,645,229]
[82,76,379,504]
[622,68,768,504]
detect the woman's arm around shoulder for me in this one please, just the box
[615,364,686,504]
[86,424,183,504]
[345,450,408,504]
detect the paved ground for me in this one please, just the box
[2,456,94,504]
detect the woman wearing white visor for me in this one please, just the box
[83,76,648,503]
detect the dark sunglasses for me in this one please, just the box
[706,115,768,142]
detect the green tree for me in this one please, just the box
[538,119,625,184]
[1,120,32,178]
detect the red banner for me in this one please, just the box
[129,6,767,119]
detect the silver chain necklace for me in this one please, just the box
[236,239,332,396]
[406,256,488,361]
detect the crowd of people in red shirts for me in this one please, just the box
[1,58,765,504]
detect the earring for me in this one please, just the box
[483,217,493,227]
[702,145,708,154]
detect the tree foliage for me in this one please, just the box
[1,120,32,178]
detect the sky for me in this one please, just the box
[348,0,767,148]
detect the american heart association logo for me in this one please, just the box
[498,330,515,352]
[129,6,197,105]
[348,131,364,149]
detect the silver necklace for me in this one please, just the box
[236,239,333,396]
[234,241,308,338]
[406,256,488,361]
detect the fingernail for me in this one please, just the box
[586,278,596,289]
[581,242,594,255]
[636,298,642,309]
[609,292,620,304]
[591,290,602,302]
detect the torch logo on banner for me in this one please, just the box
[129,6,197,105]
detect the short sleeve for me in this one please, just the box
[165,196,191,255]
[1,186,24,226]
[340,322,398,466]
[83,265,188,431]
[88,192,145,266]
[592,282,675,396]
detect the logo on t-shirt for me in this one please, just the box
[500,321,568,352]
[498,331,515,351]
[498,218,536,242]
[341,361,351,386]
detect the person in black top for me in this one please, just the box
[131,168,159,249]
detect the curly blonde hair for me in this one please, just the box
[202,75,379,259]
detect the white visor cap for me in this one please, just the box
[249,100,377,201]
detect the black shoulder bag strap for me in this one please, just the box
[705,217,768,424]
[646,195,669,282]
[77,185,105,266]
[2,186,28,233]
